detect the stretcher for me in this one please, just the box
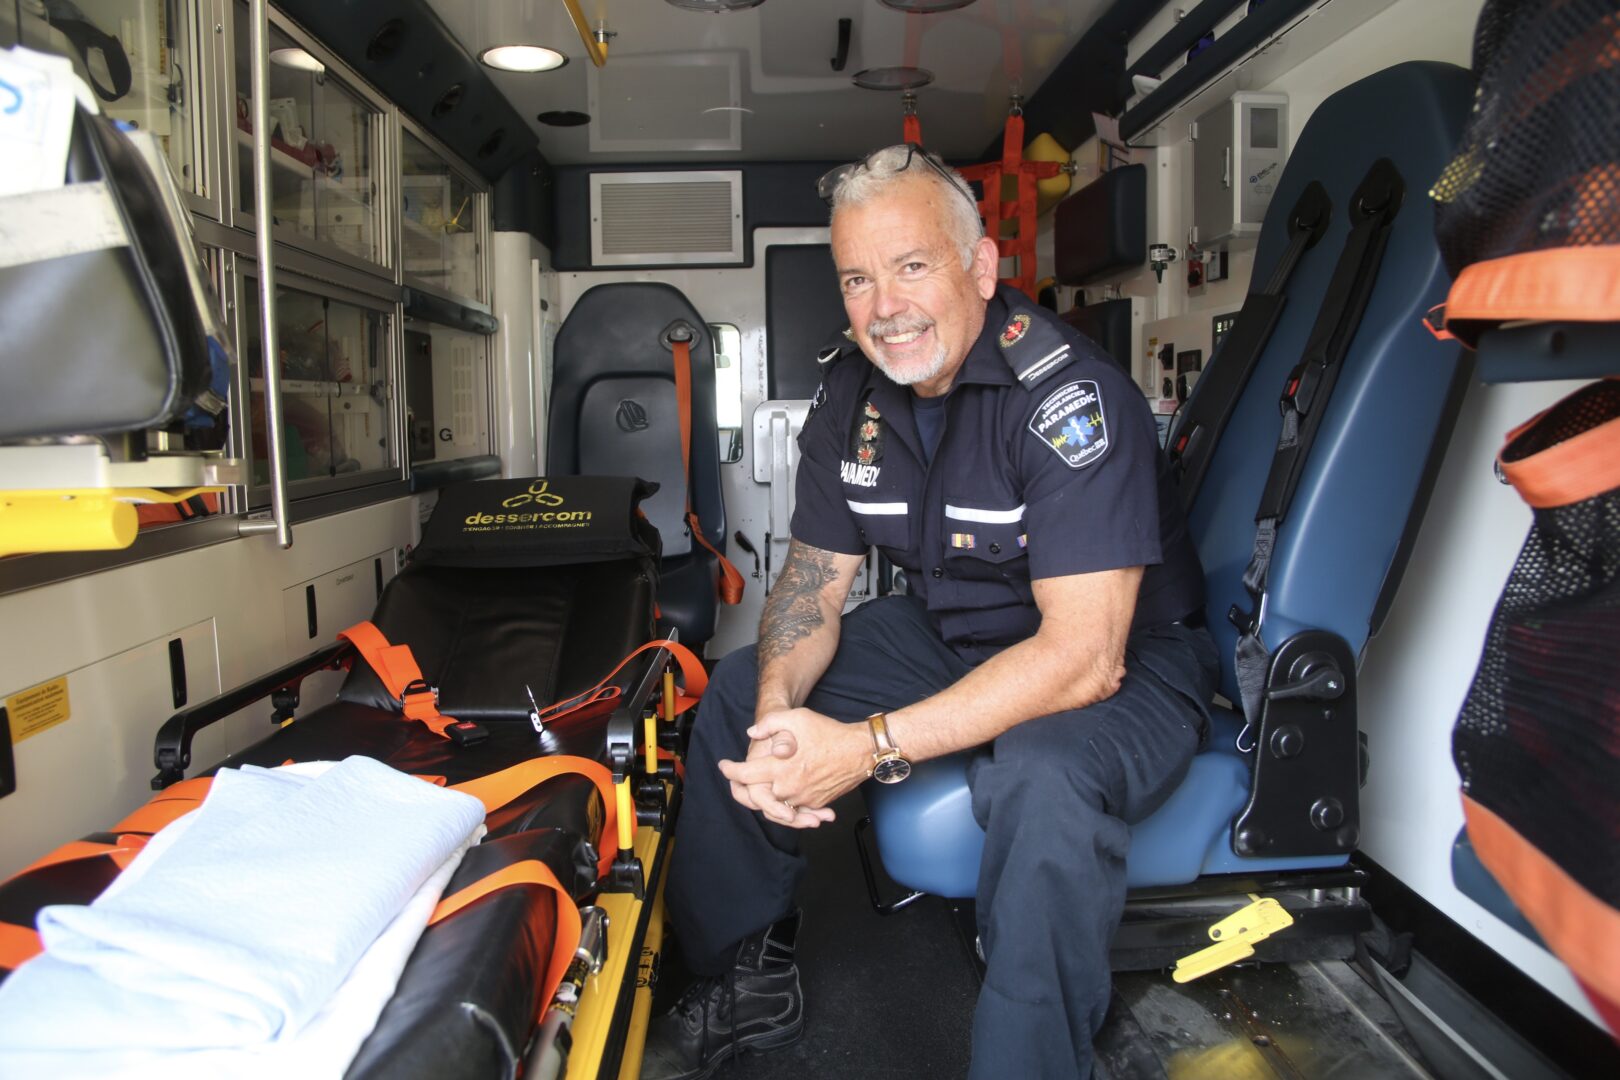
[0,475,698,1079]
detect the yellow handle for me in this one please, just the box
[0,492,137,557]
[615,777,634,854]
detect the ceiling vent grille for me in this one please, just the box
[590,172,745,266]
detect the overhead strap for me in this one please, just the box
[670,335,745,605]
[427,858,582,1022]
[1169,181,1331,510]
[1230,159,1405,732]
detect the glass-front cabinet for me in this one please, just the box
[403,320,491,466]
[231,2,385,268]
[240,267,399,496]
[401,129,486,303]
[13,0,210,202]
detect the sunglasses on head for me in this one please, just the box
[817,142,981,217]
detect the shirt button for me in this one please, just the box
[988,542,1001,554]
[931,566,943,578]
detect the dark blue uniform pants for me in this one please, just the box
[666,596,1218,1079]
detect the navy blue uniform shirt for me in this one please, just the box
[791,285,1204,665]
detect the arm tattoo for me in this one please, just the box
[759,542,839,664]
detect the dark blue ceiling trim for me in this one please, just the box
[1120,0,1317,143]
[977,0,1174,160]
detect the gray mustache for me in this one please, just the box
[867,316,934,339]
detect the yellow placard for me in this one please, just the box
[6,676,70,743]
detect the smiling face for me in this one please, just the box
[830,174,999,398]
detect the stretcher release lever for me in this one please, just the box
[1172,895,1294,983]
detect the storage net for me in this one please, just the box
[1430,0,1620,275]
[1453,380,1620,909]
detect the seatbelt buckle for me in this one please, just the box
[445,719,490,748]
[400,678,438,714]
[1280,358,1324,416]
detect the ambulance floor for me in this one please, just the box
[655,792,1435,1080]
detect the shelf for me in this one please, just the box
[250,376,377,399]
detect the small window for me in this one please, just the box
[710,323,743,464]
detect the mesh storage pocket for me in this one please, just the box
[1431,0,1620,275]
[1454,380,1620,911]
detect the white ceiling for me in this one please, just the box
[425,0,1111,164]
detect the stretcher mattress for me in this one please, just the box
[0,477,670,1077]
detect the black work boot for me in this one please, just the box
[640,911,804,1080]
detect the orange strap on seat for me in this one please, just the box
[338,622,462,740]
[19,834,149,878]
[427,858,581,1019]
[671,337,745,605]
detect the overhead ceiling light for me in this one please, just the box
[537,110,591,127]
[878,0,978,11]
[480,45,569,73]
[269,47,325,74]
[702,105,755,115]
[664,0,767,11]
[852,67,934,91]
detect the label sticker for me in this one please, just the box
[6,676,70,743]
[1028,380,1109,470]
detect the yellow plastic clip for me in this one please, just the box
[1172,895,1294,983]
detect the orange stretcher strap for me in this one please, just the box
[19,834,149,878]
[428,858,581,1019]
[531,637,709,730]
[112,776,215,834]
[1497,378,1620,509]
[338,622,463,740]
[671,338,744,605]
[451,755,624,877]
[0,921,43,970]
[1463,794,1620,1008]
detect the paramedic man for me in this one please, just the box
[645,145,1215,1080]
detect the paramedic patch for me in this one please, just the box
[1028,380,1109,469]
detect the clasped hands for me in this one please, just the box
[717,707,871,829]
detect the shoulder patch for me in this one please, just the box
[1028,380,1109,470]
[997,305,1078,387]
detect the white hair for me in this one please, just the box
[829,145,984,268]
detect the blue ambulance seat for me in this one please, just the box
[547,283,729,645]
[865,61,1475,898]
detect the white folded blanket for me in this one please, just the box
[0,756,485,1073]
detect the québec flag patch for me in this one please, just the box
[1028,380,1108,469]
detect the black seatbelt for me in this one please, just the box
[1229,159,1406,732]
[1170,182,1331,510]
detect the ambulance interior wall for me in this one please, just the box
[0,499,426,879]
[1060,0,1603,1028]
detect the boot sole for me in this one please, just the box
[655,1019,806,1080]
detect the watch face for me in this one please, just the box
[873,756,911,784]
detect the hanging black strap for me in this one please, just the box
[1230,159,1405,732]
[1170,182,1331,510]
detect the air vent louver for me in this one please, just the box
[590,172,744,266]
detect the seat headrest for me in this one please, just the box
[413,475,661,569]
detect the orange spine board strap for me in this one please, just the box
[427,858,581,1022]
[0,921,42,971]
[1462,794,1620,1009]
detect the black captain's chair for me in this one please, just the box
[547,283,729,646]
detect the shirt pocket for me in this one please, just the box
[846,496,916,561]
[943,498,1028,578]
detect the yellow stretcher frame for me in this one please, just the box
[563,792,674,1080]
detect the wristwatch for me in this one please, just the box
[866,713,912,784]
